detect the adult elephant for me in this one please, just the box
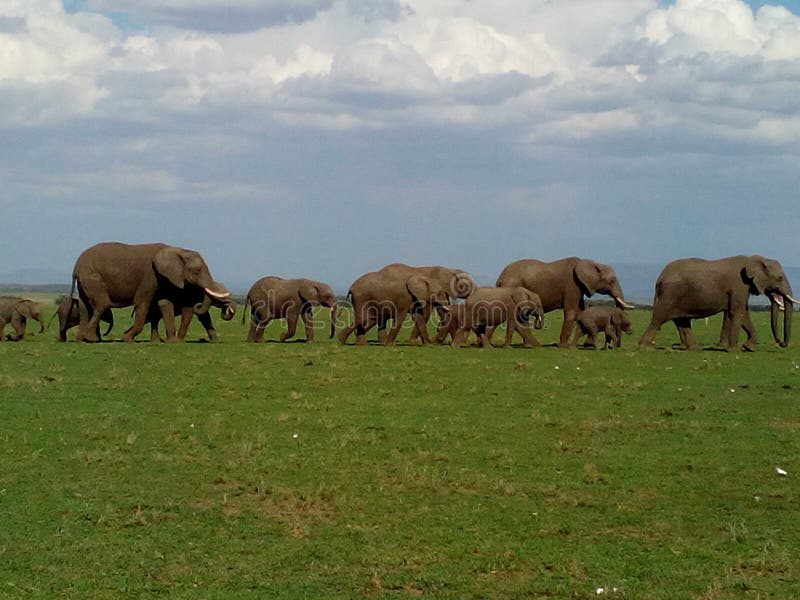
[70,242,231,342]
[383,264,474,343]
[338,265,457,345]
[0,296,45,341]
[638,255,797,350]
[243,277,337,342]
[496,257,632,347]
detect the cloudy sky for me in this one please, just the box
[2,0,800,291]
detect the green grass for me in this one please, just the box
[1,307,799,598]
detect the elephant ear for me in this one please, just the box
[153,246,186,289]
[297,281,317,304]
[407,276,431,304]
[574,260,600,296]
[745,256,769,295]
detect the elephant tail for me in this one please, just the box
[103,311,114,337]
[241,296,250,325]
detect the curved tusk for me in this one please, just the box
[772,294,786,311]
[614,296,636,310]
[786,294,800,305]
[204,287,231,300]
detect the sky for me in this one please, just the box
[1,0,800,292]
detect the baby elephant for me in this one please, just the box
[571,306,632,349]
[452,286,544,348]
[0,296,45,341]
[244,277,337,342]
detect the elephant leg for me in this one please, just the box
[177,306,194,340]
[251,317,271,342]
[338,322,356,344]
[301,308,314,342]
[79,285,111,342]
[407,304,430,344]
[9,315,25,341]
[638,316,665,349]
[0,318,6,341]
[122,299,151,343]
[281,310,300,342]
[717,313,732,348]
[485,325,498,345]
[195,310,216,342]
[156,299,178,342]
[559,310,579,348]
[741,311,758,352]
[474,324,492,348]
[386,313,407,345]
[725,311,745,351]
[356,314,378,346]
[674,317,698,350]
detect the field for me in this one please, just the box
[1,304,799,598]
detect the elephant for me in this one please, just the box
[243,277,337,343]
[570,306,632,349]
[339,263,474,345]
[70,242,231,342]
[496,257,633,347]
[0,296,45,341]
[638,255,797,350]
[338,266,456,345]
[451,286,544,348]
[55,296,113,341]
[146,282,236,342]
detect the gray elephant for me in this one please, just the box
[338,265,457,345]
[452,286,544,348]
[244,277,337,342]
[639,255,797,350]
[571,306,632,349]
[70,242,231,342]
[496,257,633,347]
[0,296,45,341]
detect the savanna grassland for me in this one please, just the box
[1,305,799,598]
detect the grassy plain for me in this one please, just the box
[1,305,799,598]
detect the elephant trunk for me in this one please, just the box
[221,303,236,321]
[329,303,337,339]
[194,294,212,315]
[770,294,793,347]
[37,315,45,333]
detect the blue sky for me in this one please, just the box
[2,0,800,293]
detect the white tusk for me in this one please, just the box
[786,294,800,305]
[772,294,785,311]
[205,287,231,300]
[615,296,636,310]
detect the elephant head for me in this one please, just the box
[512,287,544,329]
[407,275,450,313]
[612,309,634,335]
[298,280,338,339]
[574,260,633,310]
[745,255,797,347]
[16,299,45,333]
[154,246,231,302]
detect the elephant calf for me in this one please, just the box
[452,287,544,348]
[0,296,45,341]
[244,277,337,343]
[571,306,632,349]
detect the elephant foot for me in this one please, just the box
[355,337,367,346]
[742,343,756,352]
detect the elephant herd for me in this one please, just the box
[0,242,796,351]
